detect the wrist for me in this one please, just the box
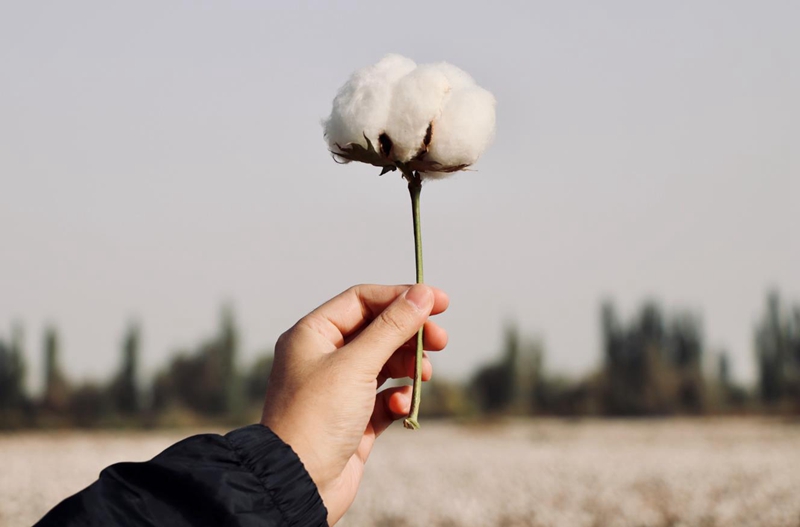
[226,425,328,525]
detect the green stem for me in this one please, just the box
[403,175,424,430]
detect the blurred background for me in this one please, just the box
[2,1,799,526]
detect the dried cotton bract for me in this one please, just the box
[323,54,496,178]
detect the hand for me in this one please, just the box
[261,284,449,525]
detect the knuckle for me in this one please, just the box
[378,308,409,334]
[346,284,366,296]
[274,327,295,357]
[299,313,325,334]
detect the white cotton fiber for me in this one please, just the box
[384,65,451,162]
[323,54,417,151]
[425,86,497,170]
[429,61,476,91]
[324,54,496,175]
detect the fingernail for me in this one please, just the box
[405,284,431,310]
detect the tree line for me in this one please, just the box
[1,291,799,429]
[455,290,798,418]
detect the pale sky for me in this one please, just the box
[1,1,798,392]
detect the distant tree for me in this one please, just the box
[421,378,472,418]
[600,300,705,415]
[669,314,704,413]
[151,367,176,413]
[0,325,29,426]
[472,324,518,413]
[10,324,27,398]
[218,306,242,416]
[166,351,219,414]
[245,354,273,406]
[718,351,731,389]
[602,301,660,415]
[472,324,543,415]
[755,291,800,407]
[670,314,702,369]
[793,306,800,385]
[69,383,110,427]
[518,338,544,414]
[715,350,748,409]
[111,323,140,415]
[757,292,785,403]
[151,306,242,419]
[42,326,69,412]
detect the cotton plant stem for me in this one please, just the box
[403,176,424,430]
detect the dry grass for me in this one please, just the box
[2,419,799,527]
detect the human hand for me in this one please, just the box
[260,284,449,525]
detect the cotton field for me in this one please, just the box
[2,419,799,527]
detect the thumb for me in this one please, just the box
[344,284,434,375]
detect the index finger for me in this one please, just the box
[304,284,449,348]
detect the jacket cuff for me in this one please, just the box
[227,424,328,526]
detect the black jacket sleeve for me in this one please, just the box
[35,424,328,527]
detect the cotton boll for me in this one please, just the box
[424,86,496,176]
[323,55,496,176]
[324,54,417,153]
[429,62,476,91]
[384,65,452,162]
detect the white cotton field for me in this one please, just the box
[3,419,799,527]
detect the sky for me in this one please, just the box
[1,1,798,392]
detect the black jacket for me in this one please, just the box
[36,424,328,527]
